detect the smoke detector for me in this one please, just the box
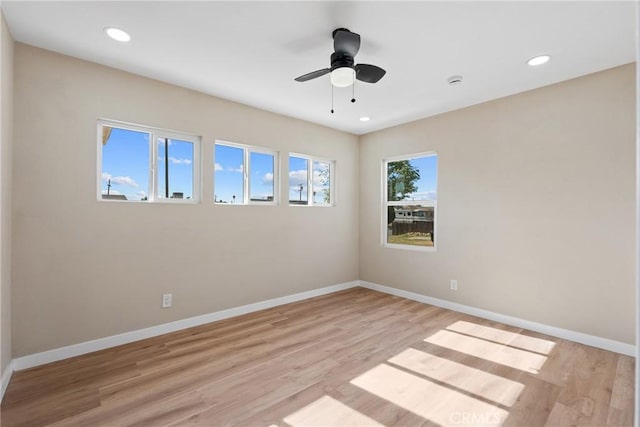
[447,75,463,86]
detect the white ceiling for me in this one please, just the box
[2,1,636,135]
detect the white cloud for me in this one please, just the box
[169,157,192,165]
[102,171,138,188]
[405,191,437,201]
[101,189,122,195]
[229,164,243,173]
[215,163,224,171]
[263,172,274,184]
[111,176,138,188]
[289,169,307,187]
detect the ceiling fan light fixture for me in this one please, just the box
[330,67,355,87]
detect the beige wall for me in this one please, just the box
[1,11,14,375]
[12,44,359,357]
[360,64,636,344]
[10,42,636,358]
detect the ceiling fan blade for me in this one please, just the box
[294,68,331,82]
[333,29,360,57]
[355,64,386,83]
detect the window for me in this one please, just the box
[383,153,438,250]
[98,120,200,202]
[214,141,277,204]
[289,154,334,206]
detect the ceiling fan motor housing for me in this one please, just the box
[330,52,354,71]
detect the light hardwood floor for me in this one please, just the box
[1,288,635,426]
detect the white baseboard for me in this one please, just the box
[10,279,635,373]
[12,281,359,371]
[1,359,14,401]
[358,280,636,356]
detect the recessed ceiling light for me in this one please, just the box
[360,116,371,122]
[527,55,550,66]
[105,27,131,43]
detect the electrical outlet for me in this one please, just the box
[162,293,172,308]
[450,280,458,291]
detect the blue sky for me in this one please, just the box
[288,156,308,202]
[214,144,243,203]
[101,127,149,200]
[395,155,438,201]
[157,139,194,199]
[101,127,194,201]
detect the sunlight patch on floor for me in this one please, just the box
[446,321,556,355]
[280,321,555,426]
[283,395,385,427]
[388,348,525,407]
[425,330,547,374]
[351,363,508,426]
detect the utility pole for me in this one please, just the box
[299,184,303,202]
[107,179,111,195]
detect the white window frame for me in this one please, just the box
[214,140,280,206]
[288,153,336,207]
[382,151,438,252]
[97,119,201,203]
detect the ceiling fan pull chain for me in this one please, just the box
[351,78,356,103]
[331,84,335,114]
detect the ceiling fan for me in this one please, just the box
[294,28,386,87]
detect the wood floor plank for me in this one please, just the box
[2,386,101,427]
[1,287,635,426]
[502,376,560,426]
[607,355,635,426]
[49,389,209,427]
[555,345,619,425]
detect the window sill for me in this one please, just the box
[382,243,437,252]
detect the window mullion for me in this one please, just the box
[149,132,156,202]
[244,148,250,204]
[273,154,278,204]
[308,159,313,206]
